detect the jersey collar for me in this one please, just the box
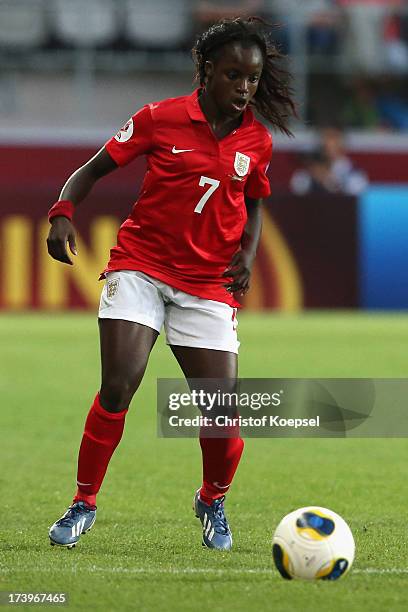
[186,88,255,129]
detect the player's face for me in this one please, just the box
[205,42,264,118]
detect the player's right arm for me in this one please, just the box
[47,147,118,265]
[47,105,153,265]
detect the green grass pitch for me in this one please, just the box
[1,312,408,611]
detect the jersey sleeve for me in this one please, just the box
[244,135,273,199]
[105,104,153,167]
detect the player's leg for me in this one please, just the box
[165,293,242,550]
[49,271,163,548]
[170,346,243,550]
[49,320,158,548]
[74,319,159,506]
[170,345,243,498]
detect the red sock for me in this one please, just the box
[73,393,127,507]
[199,425,244,506]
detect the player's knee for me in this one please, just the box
[99,376,140,412]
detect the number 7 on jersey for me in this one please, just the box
[194,176,220,213]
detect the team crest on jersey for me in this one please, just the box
[114,118,133,143]
[234,152,250,177]
[107,278,120,298]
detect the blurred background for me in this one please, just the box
[1,0,408,311]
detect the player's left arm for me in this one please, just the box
[222,196,262,295]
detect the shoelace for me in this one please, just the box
[56,503,93,527]
[211,497,229,535]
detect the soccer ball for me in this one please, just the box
[272,506,355,581]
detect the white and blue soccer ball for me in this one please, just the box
[272,506,355,581]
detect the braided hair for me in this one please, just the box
[192,17,297,136]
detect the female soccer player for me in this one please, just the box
[47,17,295,551]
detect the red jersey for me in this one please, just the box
[104,88,272,306]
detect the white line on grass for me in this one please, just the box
[355,568,408,575]
[2,567,408,576]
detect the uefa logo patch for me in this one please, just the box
[107,278,120,299]
[114,118,133,142]
[234,152,250,177]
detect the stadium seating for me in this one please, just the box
[124,0,191,49]
[52,0,119,48]
[0,0,48,50]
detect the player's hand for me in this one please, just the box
[222,249,254,296]
[46,216,78,265]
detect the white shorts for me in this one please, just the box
[98,270,240,354]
